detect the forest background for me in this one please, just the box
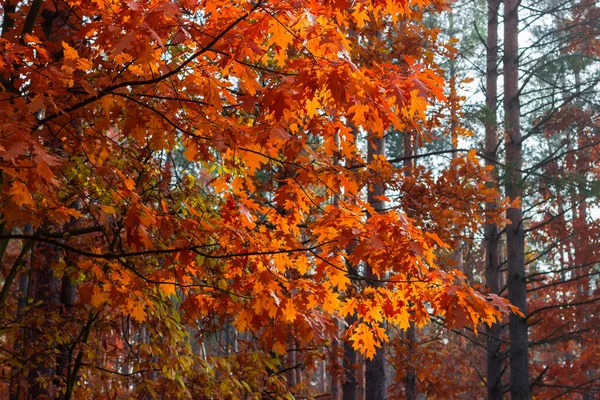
[0,0,598,399]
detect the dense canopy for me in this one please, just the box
[1,0,598,398]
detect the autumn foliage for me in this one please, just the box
[0,0,519,398]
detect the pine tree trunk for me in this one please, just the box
[448,9,467,279]
[504,0,530,397]
[484,0,503,398]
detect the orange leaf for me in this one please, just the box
[282,298,297,322]
[62,41,79,60]
[91,286,109,307]
[349,323,381,360]
[9,181,34,207]
[126,297,147,323]
[269,19,293,51]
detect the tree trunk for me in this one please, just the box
[484,0,503,398]
[9,228,32,400]
[405,323,417,400]
[504,0,530,397]
[401,132,417,400]
[27,243,62,399]
[357,354,365,400]
[342,129,360,400]
[343,315,358,400]
[448,9,468,281]
[330,329,341,400]
[365,135,386,400]
[287,338,298,389]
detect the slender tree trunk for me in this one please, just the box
[402,132,417,400]
[56,198,82,400]
[55,274,77,400]
[405,323,417,400]
[448,9,467,280]
[295,346,302,388]
[330,158,341,399]
[573,69,589,295]
[1,0,16,35]
[287,338,298,388]
[484,0,503,398]
[343,315,358,400]
[504,0,530,397]
[365,135,386,400]
[330,329,341,400]
[343,129,360,400]
[357,354,365,400]
[571,68,594,400]
[27,243,62,399]
[9,227,32,400]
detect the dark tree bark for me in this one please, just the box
[484,0,503,398]
[331,353,340,399]
[402,132,417,400]
[365,135,386,400]
[405,323,417,400]
[343,315,358,400]
[8,229,32,400]
[342,129,361,400]
[504,0,531,397]
[330,333,341,399]
[27,244,62,399]
[357,354,365,400]
[56,199,82,400]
